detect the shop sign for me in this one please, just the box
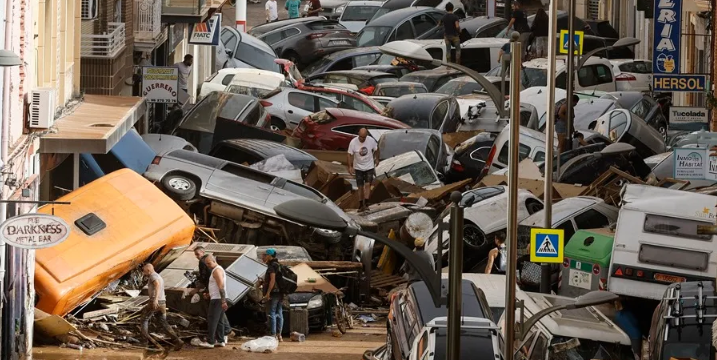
[670,107,709,124]
[673,148,705,180]
[189,13,221,46]
[141,66,178,103]
[0,213,70,249]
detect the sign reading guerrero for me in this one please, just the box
[142,67,179,104]
[0,214,70,249]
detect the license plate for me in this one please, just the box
[568,269,592,290]
[330,40,351,46]
[654,273,686,283]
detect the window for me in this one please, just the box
[431,101,449,130]
[555,220,576,242]
[333,125,362,135]
[534,151,545,162]
[425,136,440,167]
[497,142,531,165]
[461,48,492,73]
[426,48,443,60]
[221,163,274,183]
[221,74,235,86]
[529,334,547,360]
[578,64,613,87]
[619,61,651,74]
[282,28,300,38]
[318,97,337,110]
[353,53,380,67]
[211,145,261,165]
[412,14,436,36]
[288,92,316,112]
[417,331,429,359]
[427,11,443,23]
[594,111,628,141]
[395,21,414,40]
[331,57,354,71]
[263,31,283,45]
[342,96,373,113]
[574,209,610,230]
[234,42,281,72]
[221,30,238,52]
[639,244,709,271]
[326,74,350,84]
[631,99,652,119]
[469,146,491,162]
[481,23,504,37]
[643,214,712,241]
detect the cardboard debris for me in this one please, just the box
[579,166,645,206]
[292,263,341,294]
[477,175,585,201]
[304,160,350,189]
[443,130,483,149]
[408,179,473,202]
[35,308,77,338]
[517,159,543,180]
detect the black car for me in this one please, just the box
[354,64,425,78]
[171,92,283,154]
[383,93,462,133]
[399,66,464,92]
[305,70,398,92]
[253,19,356,68]
[378,129,450,174]
[602,91,669,140]
[557,143,653,185]
[356,7,446,47]
[209,139,318,175]
[444,132,497,183]
[387,279,492,360]
[302,47,383,77]
[442,16,507,39]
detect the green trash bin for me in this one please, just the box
[559,228,615,298]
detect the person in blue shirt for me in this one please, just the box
[285,0,301,18]
[614,299,642,360]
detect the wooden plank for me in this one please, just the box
[279,261,363,270]
[82,305,119,319]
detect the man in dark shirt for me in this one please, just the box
[441,3,461,64]
[508,1,530,34]
[262,248,284,341]
[306,0,322,16]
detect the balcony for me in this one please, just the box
[81,22,126,59]
[135,0,162,41]
[161,0,210,24]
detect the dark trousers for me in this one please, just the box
[207,299,229,344]
[140,302,181,347]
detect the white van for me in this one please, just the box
[482,124,556,174]
[608,184,717,300]
[374,38,508,74]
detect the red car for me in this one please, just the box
[293,108,410,150]
[296,82,385,115]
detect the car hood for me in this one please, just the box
[322,0,350,7]
[288,292,318,304]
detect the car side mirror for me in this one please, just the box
[225,49,233,57]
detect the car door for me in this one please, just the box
[217,28,239,69]
[394,20,415,41]
[285,91,337,127]
[411,13,438,38]
[571,208,611,238]
[426,134,442,171]
[430,100,449,131]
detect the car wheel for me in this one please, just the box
[463,223,486,249]
[525,199,544,215]
[161,174,197,201]
[270,117,286,132]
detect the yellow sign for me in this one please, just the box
[559,30,584,55]
[530,228,564,263]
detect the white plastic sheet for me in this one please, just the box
[241,336,279,353]
[249,155,302,182]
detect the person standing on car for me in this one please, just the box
[557,95,579,152]
[403,238,435,283]
[265,0,279,22]
[530,8,549,58]
[198,255,229,349]
[507,1,530,34]
[140,264,184,351]
[262,248,285,342]
[485,232,507,274]
[306,0,322,17]
[348,128,379,212]
[440,3,461,64]
[286,0,301,18]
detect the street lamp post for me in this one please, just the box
[379,41,509,118]
[447,192,463,360]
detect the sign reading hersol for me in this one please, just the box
[0,214,70,249]
[142,66,179,104]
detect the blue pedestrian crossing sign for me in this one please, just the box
[530,228,564,263]
[559,30,584,55]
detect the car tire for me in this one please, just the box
[463,223,486,249]
[525,199,544,215]
[161,174,197,201]
[270,117,286,132]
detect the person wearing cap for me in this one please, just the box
[403,238,435,283]
[262,248,284,342]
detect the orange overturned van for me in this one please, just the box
[35,169,195,315]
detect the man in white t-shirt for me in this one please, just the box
[173,54,193,93]
[348,128,379,211]
[265,0,279,22]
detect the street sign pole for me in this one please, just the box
[566,0,576,151]
[504,31,521,360]
[541,0,559,295]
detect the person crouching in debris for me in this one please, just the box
[141,263,184,351]
[348,127,379,212]
[262,248,285,342]
[402,238,435,283]
[485,232,506,274]
[198,254,230,349]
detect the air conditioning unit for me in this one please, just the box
[29,88,56,129]
[81,0,98,20]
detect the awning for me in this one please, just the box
[40,95,146,154]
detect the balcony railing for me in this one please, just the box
[81,22,126,58]
[162,0,207,17]
[135,0,162,41]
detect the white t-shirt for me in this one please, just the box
[348,136,378,171]
[265,0,278,21]
[174,61,191,90]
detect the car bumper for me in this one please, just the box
[284,305,327,330]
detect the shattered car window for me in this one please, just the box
[309,110,337,124]
[375,161,437,187]
[376,85,427,97]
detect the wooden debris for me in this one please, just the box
[82,305,119,320]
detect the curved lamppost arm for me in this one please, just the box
[435,60,508,119]
[518,304,567,342]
